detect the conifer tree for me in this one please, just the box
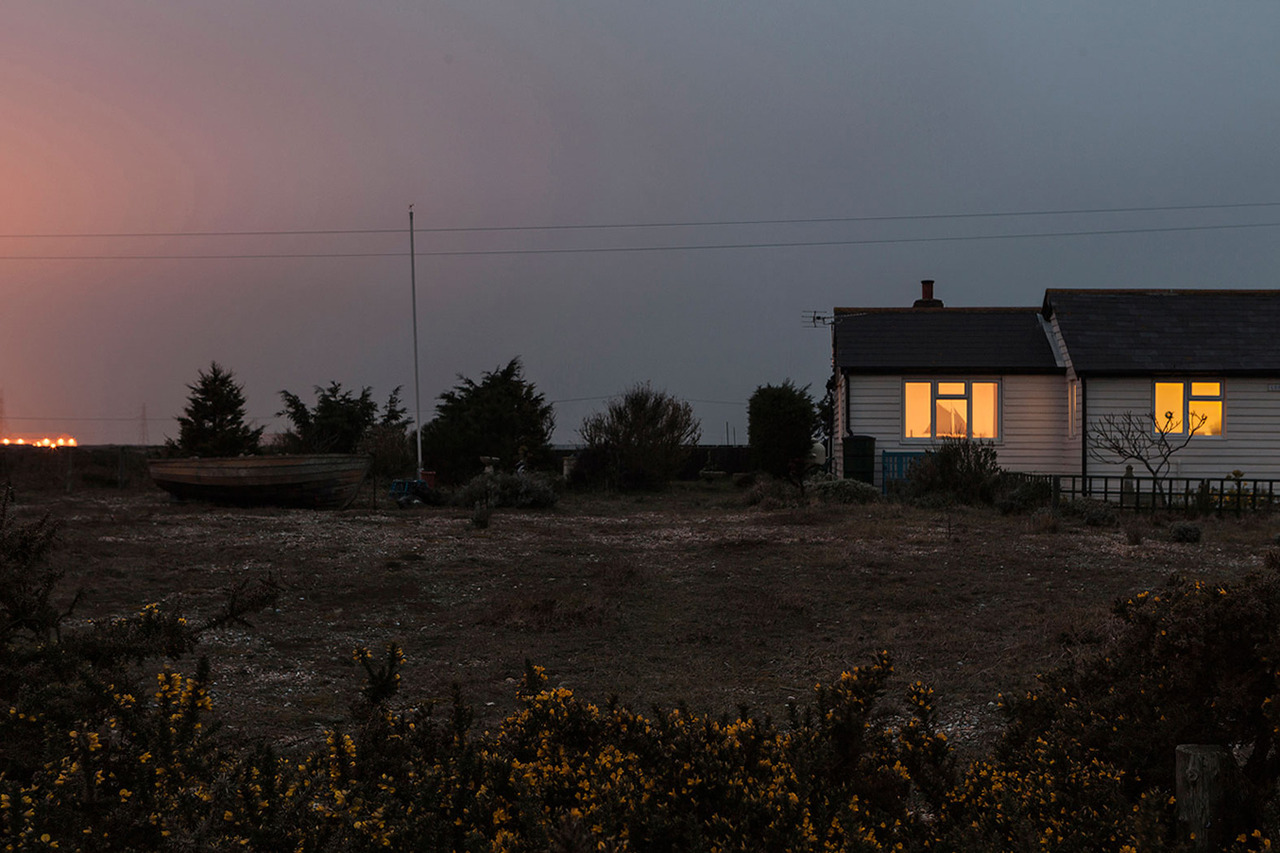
[169,362,263,457]
[420,358,554,484]
[748,380,819,480]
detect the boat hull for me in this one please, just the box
[148,455,370,509]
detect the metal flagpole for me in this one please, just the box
[410,206,423,477]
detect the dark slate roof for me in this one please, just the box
[1042,290,1280,375]
[832,307,1062,373]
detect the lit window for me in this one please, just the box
[903,380,1000,440]
[1153,380,1223,436]
[904,382,932,438]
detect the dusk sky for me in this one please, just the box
[3,2,1279,447]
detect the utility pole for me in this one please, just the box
[409,206,423,477]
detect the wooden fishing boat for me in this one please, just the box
[148,454,370,509]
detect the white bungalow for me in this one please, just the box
[832,282,1280,488]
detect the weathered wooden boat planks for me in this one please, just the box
[148,455,370,509]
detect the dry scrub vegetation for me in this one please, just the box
[21,480,1278,755]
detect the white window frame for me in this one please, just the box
[901,379,1002,442]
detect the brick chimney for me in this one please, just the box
[913,279,943,308]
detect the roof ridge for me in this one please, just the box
[833,306,1039,314]
[1045,288,1280,295]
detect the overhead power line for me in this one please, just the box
[0,228,402,239]
[552,396,745,406]
[4,220,1280,261]
[2,415,277,423]
[0,200,1278,240]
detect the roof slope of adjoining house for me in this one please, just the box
[833,307,1062,373]
[1043,289,1280,376]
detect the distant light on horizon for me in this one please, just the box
[0,436,78,448]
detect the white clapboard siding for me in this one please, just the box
[838,373,1074,485]
[1085,377,1280,479]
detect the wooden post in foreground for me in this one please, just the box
[1176,744,1235,852]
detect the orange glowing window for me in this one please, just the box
[903,380,1000,440]
[904,382,933,438]
[1154,383,1184,433]
[971,382,999,439]
[1153,380,1223,436]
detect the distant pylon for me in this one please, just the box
[139,404,149,447]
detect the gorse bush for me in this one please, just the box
[0,486,281,851]
[9,490,1280,851]
[992,561,1280,848]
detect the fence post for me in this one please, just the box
[1051,475,1060,511]
[1176,744,1236,852]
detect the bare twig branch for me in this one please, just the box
[1087,410,1208,498]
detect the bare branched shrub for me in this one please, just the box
[579,383,700,490]
[1088,410,1208,500]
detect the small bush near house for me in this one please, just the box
[905,438,1003,505]
[810,477,879,505]
[1170,521,1202,543]
[994,476,1054,515]
[1059,498,1118,527]
[741,476,798,508]
[453,471,559,509]
[1027,508,1059,534]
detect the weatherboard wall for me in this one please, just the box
[838,373,1074,486]
[1084,376,1280,480]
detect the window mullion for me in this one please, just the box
[965,382,973,439]
[930,380,938,438]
